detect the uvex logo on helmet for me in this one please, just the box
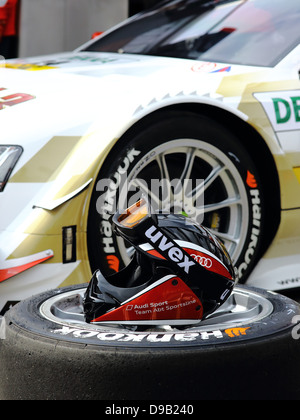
[145,225,196,274]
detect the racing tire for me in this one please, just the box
[87,110,267,283]
[1,284,300,400]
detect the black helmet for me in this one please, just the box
[84,199,237,326]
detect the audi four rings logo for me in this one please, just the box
[191,254,213,268]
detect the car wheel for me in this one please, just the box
[88,110,265,282]
[0,284,299,400]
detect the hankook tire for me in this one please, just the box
[1,284,300,400]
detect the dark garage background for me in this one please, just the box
[10,0,164,58]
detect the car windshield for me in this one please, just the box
[83,0,300,67]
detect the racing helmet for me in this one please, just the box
[84,199,237,326]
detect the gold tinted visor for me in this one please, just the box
[117,199,149,228]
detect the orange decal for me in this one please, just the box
[225,327,250,337]
[107,255,120,272]
[246,171,258,188]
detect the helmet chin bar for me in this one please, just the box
[86,273,203,326]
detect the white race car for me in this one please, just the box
[0,0,299,314]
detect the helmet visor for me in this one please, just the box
[116,198,149,229]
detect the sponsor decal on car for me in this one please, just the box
[0,250,54,283]
[4,63,58,71]
[191,62,232,73]
[254,90,300,132]
[3,55,128,72]
[0,88,35,110]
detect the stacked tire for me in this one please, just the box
[1,284,300,400]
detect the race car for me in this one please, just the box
[0,0,299,315]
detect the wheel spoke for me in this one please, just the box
[203,196,241,214]
[178,148,197,184]
[210,229,240,246]
[156,153,171,182]
[187,164,225,200]
[154,149,198,212]
[203,164,226,192]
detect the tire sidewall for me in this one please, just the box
[3,284,299,349]
[2,284,300,400]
